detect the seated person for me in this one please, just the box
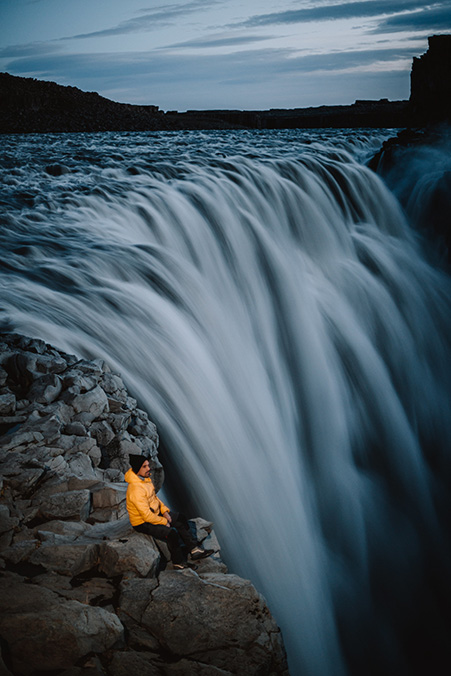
[125,453,213,569]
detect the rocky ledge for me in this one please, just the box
[0,333,288,676]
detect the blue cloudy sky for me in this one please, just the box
[1,1,450,111]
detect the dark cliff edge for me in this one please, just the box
[1,35,449,134]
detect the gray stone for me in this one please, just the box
[0,576,124,675]
[0,429,44,451]
[107,396,126,412]
[29,541,99,575]
[63,421,88,436]
[100,373,126,395]
[91,483,127,509]
[0,365,8,387]
[99,532,160,577]
[109,412,132,433]
[118,577,160,624]
[2,539,40,564]
[107,651,164,676]
[0,505,20,534]
[0,392,16,414]
[67,452,98,479]
[34,519,91,538]
[39,489,91,521]
[35,352,68,374]
[136,571,288,675]
[27,373,62,404]
[90,420,115,446]
[69,385,109,420]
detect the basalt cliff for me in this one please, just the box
[0,332,289,676]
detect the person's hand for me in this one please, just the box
[163,511,172,525]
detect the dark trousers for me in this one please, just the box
[133,512,198,565]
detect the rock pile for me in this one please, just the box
[0,333,288,676]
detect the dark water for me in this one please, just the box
[1,129,450,675]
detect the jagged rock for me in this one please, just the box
[35,571,116,606]
[29,540,99,576]
[99,532,160,577]
[0,333,287,675]
[0,392,16,414]
[39,489,91,521]
[0,574,124,674]
[66,385,109,421]
[90,483,127,522]
[90,420,115,446]
[64,421,88,436]
[27,373,62,403]
[0,504,19,534]
[119,571,288,675]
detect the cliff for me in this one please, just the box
[0,333,289,676]
[410,35,451,123]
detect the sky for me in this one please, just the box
[0,0,450,111]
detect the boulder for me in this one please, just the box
[0,574,124,675]
[119,571,288,675]
[39,488,91,521]
[99,532,160,577]
[29,541,99,576]
[0,392,16,414]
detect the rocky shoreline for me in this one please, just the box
[0,333,288,676]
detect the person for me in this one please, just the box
[125,453,214,570]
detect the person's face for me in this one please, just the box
[137,460,151,478]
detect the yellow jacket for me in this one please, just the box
[124,468,170,527]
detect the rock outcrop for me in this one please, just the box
[410,34,451,124]
[0,333,288,676]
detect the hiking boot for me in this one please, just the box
[173,561,197,570]
[190,546,214,561]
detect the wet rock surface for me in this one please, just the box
[0,333,288,675]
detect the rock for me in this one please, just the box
[29,541,99,576]
[36,571,116,606]
[90,420,115,446]
[27,373,62,403]
[89,483,127,522]
[0,574,124,674]
[107,651,164,676]
[34,519,91,538]
[39,489,91,521]
[0,505,19,534]
[130,571,288,675]
[0,392,16,414]
[64,421,88,436]
[99,532,160,577]
[91,483,127,509]
[67,385,109,421]
[0,333,288,675]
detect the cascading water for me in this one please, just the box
[1,130,450,675]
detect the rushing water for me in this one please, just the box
[1,129,450,675]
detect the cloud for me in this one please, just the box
[376,4,451,31]
[4,44,417,85]
[164,34,278,49]
[3,43,415,109]
[240,1,448,27]
[65,0,223,40]
[0,42,61,58]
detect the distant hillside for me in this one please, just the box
[0,35,449,134]
[0,73,237,133]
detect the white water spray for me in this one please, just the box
[1,134,450,675]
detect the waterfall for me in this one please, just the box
[1,132,450,675]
